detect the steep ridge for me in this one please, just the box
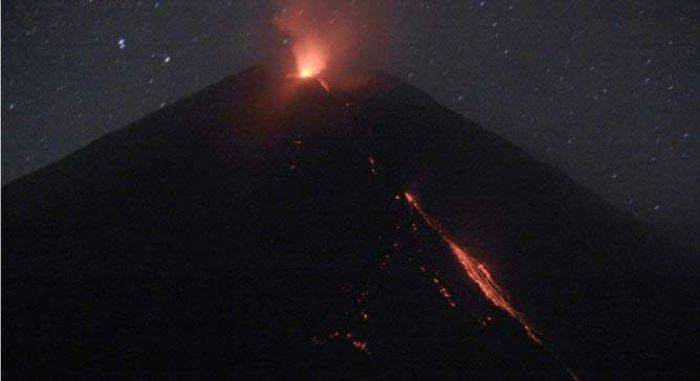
[3,65,696,378]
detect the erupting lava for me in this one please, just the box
[293,38,327,79]
[403,192,542,344]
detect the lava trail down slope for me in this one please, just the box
[3,65,697,379]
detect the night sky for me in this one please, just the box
[2,1,698,243]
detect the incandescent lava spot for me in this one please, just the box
[293,38,327,78]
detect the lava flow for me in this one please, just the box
[404,192,580,380]
[403,192,542,344]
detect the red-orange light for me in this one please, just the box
[404,192,542,344]
[293,38,326,79]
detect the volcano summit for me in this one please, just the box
[3,66,697,379]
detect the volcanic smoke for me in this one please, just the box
[291,38,326,78]
[274,1,392,79]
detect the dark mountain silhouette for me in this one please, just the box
[3,65,697,379]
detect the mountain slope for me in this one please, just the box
[3,65,696,378]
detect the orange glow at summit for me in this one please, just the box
[274,0,392,82]
[293,39,327,78]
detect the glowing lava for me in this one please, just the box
[404,192,542,344]
[293,38,327,79]
[403,192,579,380]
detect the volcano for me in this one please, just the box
[3,65,697,379]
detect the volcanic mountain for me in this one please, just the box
[3,65,697,379]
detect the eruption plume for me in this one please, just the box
[294,39,326,78]
[274,1,393,79]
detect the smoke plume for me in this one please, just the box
[273,0,393,78]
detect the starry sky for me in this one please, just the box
[2,1,698,245]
